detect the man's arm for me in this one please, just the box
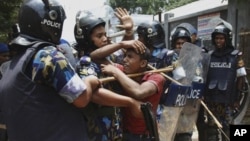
[90,40,146,64]
[91,87,143,118]
[101,64,165,100]
[72,75,100,108]
[72,74,144,119]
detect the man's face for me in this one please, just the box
[175,38,188,50]
[122,50,146,74]
[91,25,108,48]
[214,34,226,49]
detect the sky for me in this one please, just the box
[60,0,107,42]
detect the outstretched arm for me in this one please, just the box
[90,40,146,64]
[101,64,165,100]
[73,75,143,118]
[91,87,143,118]
[72,75,101,108]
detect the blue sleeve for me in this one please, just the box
[32,46,87,103]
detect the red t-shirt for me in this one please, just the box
[122,72,165,134]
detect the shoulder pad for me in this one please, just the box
[10,36,37,47]
[10,35,53,48]
[231,49,239,55]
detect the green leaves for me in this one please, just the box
[0,0,22,42]
[109,0,197,15]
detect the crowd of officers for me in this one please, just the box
[0,0,248,141]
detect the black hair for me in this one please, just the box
[126,47,151,61]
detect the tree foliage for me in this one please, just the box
[0,0,22,42]
[110,0,198,15]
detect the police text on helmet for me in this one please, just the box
[147,32,158,38]
[41,19,61,29]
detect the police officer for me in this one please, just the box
[134,21,192,141]
[169,27,194,141]
[204,23,247,141]
[73,9,146,141]
[90,19,167,141]
[170,27,191,50]
[73,11,118,141]
[136,20,171,69]
[73,10,105,79]
[0,0,101,140]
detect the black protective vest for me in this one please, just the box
[0,43,88,141]
[205,49,238,103]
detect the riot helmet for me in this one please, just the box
[170,27,191,48]
[18,0,66,44]
[136,20,165,49]
[74,10,106,52]
[177,23,197,36]
[211,24,232,47]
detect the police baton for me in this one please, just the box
[99,66,173,83]
[147,64,230,141]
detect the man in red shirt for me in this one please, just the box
[100,48,166,141]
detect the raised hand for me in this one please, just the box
[114,7,134,32]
